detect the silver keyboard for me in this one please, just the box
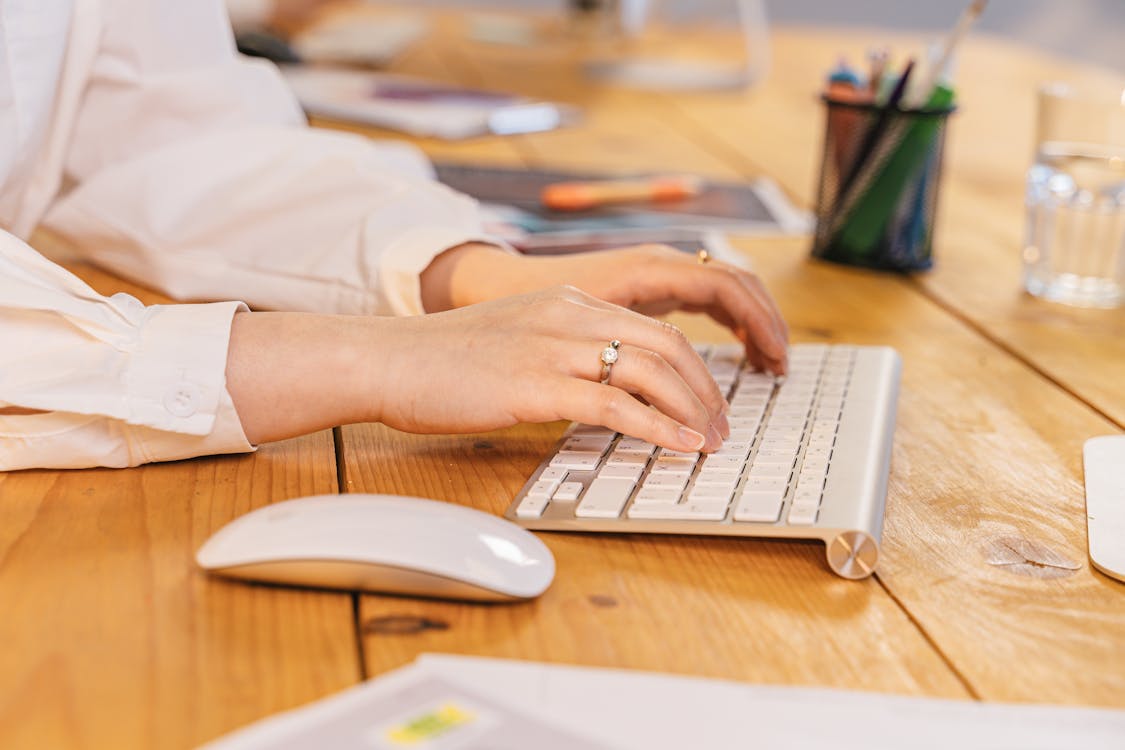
[504,343,902,579]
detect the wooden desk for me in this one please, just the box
[2,17,1123,749]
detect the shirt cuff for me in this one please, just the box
[378,228,517,317]
[126,300,249,437]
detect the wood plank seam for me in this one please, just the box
[906,279,1125,431]
[333,426,350,492]
[874,575,983,700]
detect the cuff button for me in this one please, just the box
[164,382,201,418]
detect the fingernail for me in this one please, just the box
[678,426,706,451]
[715,410,731,439]
[705,424,723,452]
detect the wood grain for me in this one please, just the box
[0,261,359,749]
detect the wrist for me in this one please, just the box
[227,312,388,443]
[420,242,525,311]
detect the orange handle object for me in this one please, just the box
[541,176,703,211]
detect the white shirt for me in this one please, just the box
[0,0,495,470]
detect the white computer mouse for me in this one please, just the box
[195,494,555,602]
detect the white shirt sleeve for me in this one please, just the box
[0,231,254,470]
[41,0,504,318]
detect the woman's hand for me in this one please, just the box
[422,242,789,375]
[226,287,730,452]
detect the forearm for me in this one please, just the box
[225,311,384,444]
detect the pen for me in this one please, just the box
[541,175,703,211]
[824,58,873,177]
[866,47,888,98]
[903,0,986,109]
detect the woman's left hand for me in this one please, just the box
[422,243,790,375]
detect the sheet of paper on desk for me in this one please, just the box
[201,654,1125,750]
[200,669,614,750]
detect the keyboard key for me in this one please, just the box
[538,467,568,483]
[605,450,650,466]
[659,449,700,461]
[642,472,689,491]
[715,441,752,458]
[516,494,550,519]
[766,415,807,429]
[687,484,735,504]
[745,475,788,492]
[800,459,830,477]
[754,448,797,462]
[650,457,695,475]
[748,461,791,478]
[576,478,636,518]
[693,471,739,488]
[763,427,803,443]
[733,490,784,522]
[616,437,657,453]
[561,435,613,454]
[804,444,833,459]
[793,486,822,505]
[527,479,560,498]
[788,500,819,525]
[597,464,644,482]
[759,438,800,453]
[553,481,584,501]
[628,501,728,521]
[632,486,682,505]
[703,454,744,472]
[550,451,601,470]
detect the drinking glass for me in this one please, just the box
[1023,83,1125,308]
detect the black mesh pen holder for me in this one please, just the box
[811,95,956,272]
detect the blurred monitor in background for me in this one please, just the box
[566,0,771,90]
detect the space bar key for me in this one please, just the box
[575,478,636,518]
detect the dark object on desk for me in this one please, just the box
[435,162,800,234]
[235,31,302,65]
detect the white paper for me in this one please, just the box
[201,654,1125,749]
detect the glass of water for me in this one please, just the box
[1024,83,1125,308]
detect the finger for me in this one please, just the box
[696,269,789,375]
[554,378,709,453]
[556,298,728,422]
[634,263,789,374]
[735,270,790,349]
[576,343,721,450]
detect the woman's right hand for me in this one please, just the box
[227,286,732,452]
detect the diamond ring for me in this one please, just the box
[697,248,711,265]
[599,340,621,384]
